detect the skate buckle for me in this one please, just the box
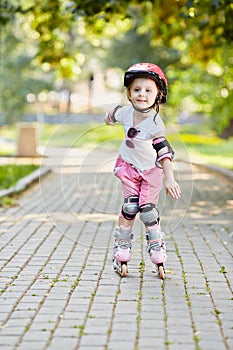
[115,239,132,250]
[147,239,162,253]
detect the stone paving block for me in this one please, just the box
[52,326,83,337]
[29,321,56,332]
[109,329,136,342]
[140,329,167,341]
[198,339,228,350]
[17,341,50,350]
[64,304,91,314]
[0,326,25,336]
[78,333,107,346]
[139,312,166,322]
[21,329,51,342]
[108,340,137,350]
[168,343,194,350]
[8,309,35,320]
[61,311,86,321]
[47,337,78,350]
[138,337,170,349]
[0,336,20,348]
[83,326,109,337]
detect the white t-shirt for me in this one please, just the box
[114,105,166,171]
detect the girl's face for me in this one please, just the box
[128,78,158,110]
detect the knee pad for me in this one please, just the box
[139,203,160,226]
[121,195,140,220]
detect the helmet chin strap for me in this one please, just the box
[130,100,156,113]
[129,99,160,123]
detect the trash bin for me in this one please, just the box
[17,123,38,157]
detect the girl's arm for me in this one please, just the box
[105,105,122,125]
[152,132,181,199]
[104,112,115,125]
[161,158,181,199]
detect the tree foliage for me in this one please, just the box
[0,0,232,136]
[0,20,53,122]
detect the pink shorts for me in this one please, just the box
[114,155,164,206]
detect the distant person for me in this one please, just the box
[105,63,181,279]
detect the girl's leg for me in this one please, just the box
[113,160,140,268]
[118,216,134,229]
[113,216,136,264]
[139,167,167,265]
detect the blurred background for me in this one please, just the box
[0,0,232,171]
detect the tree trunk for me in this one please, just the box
[221,118,233,139]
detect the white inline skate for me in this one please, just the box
[112,226,133,277]
[146,227,167,280]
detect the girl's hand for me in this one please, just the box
[161,158,181,199]
[104,112,116,125]
[165,179,181,199]
[105,105,122,125]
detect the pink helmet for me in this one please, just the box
[124,62,168,104]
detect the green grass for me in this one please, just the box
[1,122,233,170]
[0,164,39,190]
[167,126,233,170]
[0,123,124,150]
[39,123,124,148]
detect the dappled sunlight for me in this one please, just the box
[11,211,118,225]
[194,200,212,206]
[226,200,233,208]
[4,212,53,222]
[184,198,233,225]
[192,172,213,180]
[76,212,118,223]
[61,167,80,174]
[47,212,118,223]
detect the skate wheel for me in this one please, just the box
[121,263,127,277]
[158,265,166,280]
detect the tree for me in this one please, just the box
[0,23,54,123]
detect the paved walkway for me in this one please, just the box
[0,147,232,350]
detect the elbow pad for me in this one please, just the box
[152,137,174,161]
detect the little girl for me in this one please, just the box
[105,62,181,279]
